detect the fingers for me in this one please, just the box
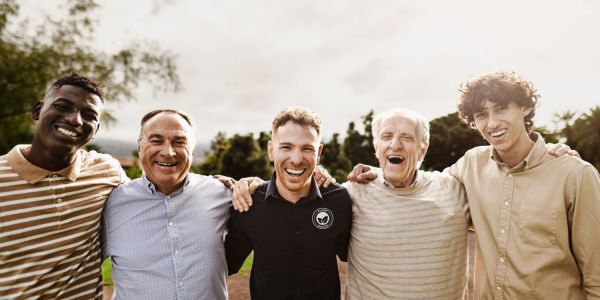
[313,165,335,188]
[568,149,581,158]
[213,175,236,190]
[347,163,370,182]
[231,177,264,212]
[232,178,253,212]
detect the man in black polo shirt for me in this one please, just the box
[225,107,352,300]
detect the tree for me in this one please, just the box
[195,132,272,180]
[565,106,600,170]
[321,133,352,183]
[423,112,487,171]
[342,110,378,168]
[0,0,180,153]
[219,134,272,180]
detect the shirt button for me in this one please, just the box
[500,258,505,262]
[500,229,505,234]
[504,202,509,206]
[166,196,171,200]
[168,221,173,226]
[174,250,180,255]
[497,286,501,291]
[507,174,513,177]
[295,231,299,235]
[179,281,183,287]
[51,174,58,178]
[57,198,63,203]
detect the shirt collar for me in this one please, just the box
[265,172,323,203]
[7,145,82,183]
[378,168,420,189]
[490,132,546,171]
[141,172,191,195]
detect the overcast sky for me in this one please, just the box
[25,0,600,143]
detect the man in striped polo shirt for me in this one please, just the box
[0,74,126,299]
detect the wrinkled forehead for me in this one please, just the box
[377,114,419,136]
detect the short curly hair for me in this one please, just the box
[457,71,539,131]
[44,73,105,102]
[272,107,321,136]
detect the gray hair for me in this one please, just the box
[372,109,430,147]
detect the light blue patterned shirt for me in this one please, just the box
[102,173,231,300]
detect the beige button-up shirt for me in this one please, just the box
[448,133,600,299]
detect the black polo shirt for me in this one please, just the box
[225,173,352,300]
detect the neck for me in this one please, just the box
[24,143,77,171]
[275,178,311,204]
[496,133,535,168]
[385,170,417,188]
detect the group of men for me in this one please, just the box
[0,71,598,299]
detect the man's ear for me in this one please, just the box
[267,141,274,162]
[316,143,323,162]
[419,143,429,161]
[32,101,43,121]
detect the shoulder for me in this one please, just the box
[320,182,352,207]
[463,145,491,159]
[187,173,232,197]
[421,170,461,188]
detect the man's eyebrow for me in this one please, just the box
[147,134,164,140]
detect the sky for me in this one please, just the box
[23,0,600,143]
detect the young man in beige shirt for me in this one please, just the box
[446,71,600,299]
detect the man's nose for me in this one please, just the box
[390,136,404,150]
[160,143,176,156]
[289,150,303,164]
[64,111,83,126]
[488,113,500,128]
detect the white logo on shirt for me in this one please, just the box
[312,208,334,229]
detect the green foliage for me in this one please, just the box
[565,106,600,169]
[342,110,378,167]
[320,133,352,183]
[195,132,272,180]
[422,112,487,171]
[0,0,180,153]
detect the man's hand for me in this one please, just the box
[347,163,378,183]
[314,165,336,188]
[213,175,236,190]
[548,143,580,158]
[232,177,264,212]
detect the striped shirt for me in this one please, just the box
[344,168,469,300]
[0,145,125,300]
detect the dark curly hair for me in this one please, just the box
[44,73,105,102]
[457,71,539,132]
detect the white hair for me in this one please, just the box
[372,108,430,147]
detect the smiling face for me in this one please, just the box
[32,85,103,158]
[268,121,322,202]
[374,113,428,188]
[138,112,195,195]
[472,100,533,161]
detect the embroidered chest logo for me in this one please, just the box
[312,208,334,230]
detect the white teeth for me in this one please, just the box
[156,161,176,167]
[285,168,305,175]
[490,129,507,137]
[57,127,77,137]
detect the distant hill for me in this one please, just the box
[90,138,209,163]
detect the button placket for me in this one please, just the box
[494,173,514,299]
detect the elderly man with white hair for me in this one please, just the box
[341,109,469,299]
[231,108,470,299]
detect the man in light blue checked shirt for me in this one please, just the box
[102,109,231,300]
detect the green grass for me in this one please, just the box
[101,258,113,286]
[239,254,253,275]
